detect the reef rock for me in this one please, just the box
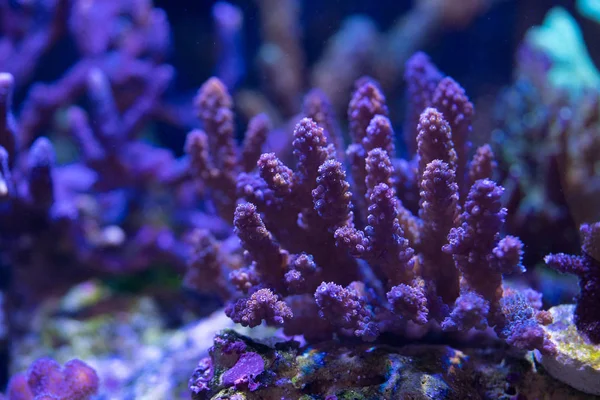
[535,304,600,395]
[191,329,594,400]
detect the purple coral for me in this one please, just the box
[441,291,489,332]
[233,203,289,292]
[364,115,395,157]
[27,137,56,210]
[183,229,233,299]
[347,78,389,216]
[348,78,389,145]
[499,289,556,354]
[0,63,189,315]
[315,282,379,341]
[293,117,334,204]
[4,358,99,400]
[186,56,552,357]
[0,73,16,163]
[187,77,272,224]
[387,281,429,325]
[403,52,442,155]
[545,222,600,343]
[365,148,394,196]
[363,183,416,284]
[419,160,460,305]
[443,180,508,317]
[303,88,345,159]
[468,144,496,185]
[194,77,237,173]
[189,77,239,220]
[258,153,294,197]
[0,2,208,344]
[431,76,474,190]
[416,107,457,177]
[312,160,354,231]
[241,114,271,173]
[226,288,293,328]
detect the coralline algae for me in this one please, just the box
[191,330,593,400]
[535,304,600,395]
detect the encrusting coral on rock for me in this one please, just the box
[189,329,591,400]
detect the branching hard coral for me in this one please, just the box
[346,79,391,219]
[0,3,216,350]
[0,66,190,314]
[254,0,304,117]
[431,76,474,194]
[311,2,491,114]
[212,2,245,90]
[499,288,556,355]
[186,78,272,223]
[226,288,292,328]
[315,281,379,341]
[183,229,237,300]
[187,55,555,356]
[443,179,508,322]
[302,88,345,161]
[0,0,68,88]
[3,358,98,400]
[0,2,530,397]
[12,0,176,149]
[419,159,459,306]
[468,144,496,185]
[545,222,600,343]
[228,1,489,134]
[403,52,443,156]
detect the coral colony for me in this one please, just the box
[2,358,98,400]
[183,61,558,396]
[1,0,600,399]
[183,69,554,354]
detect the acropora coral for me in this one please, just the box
[1,1,600,398]
[184,54,556,360]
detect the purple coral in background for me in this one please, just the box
[3,358,98,400]
[0,63,190,314]
[212,2,245,90]
[491,44,595,269]
[403,52,442,156]
[0,2,225,360]
[545,223,600,343]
